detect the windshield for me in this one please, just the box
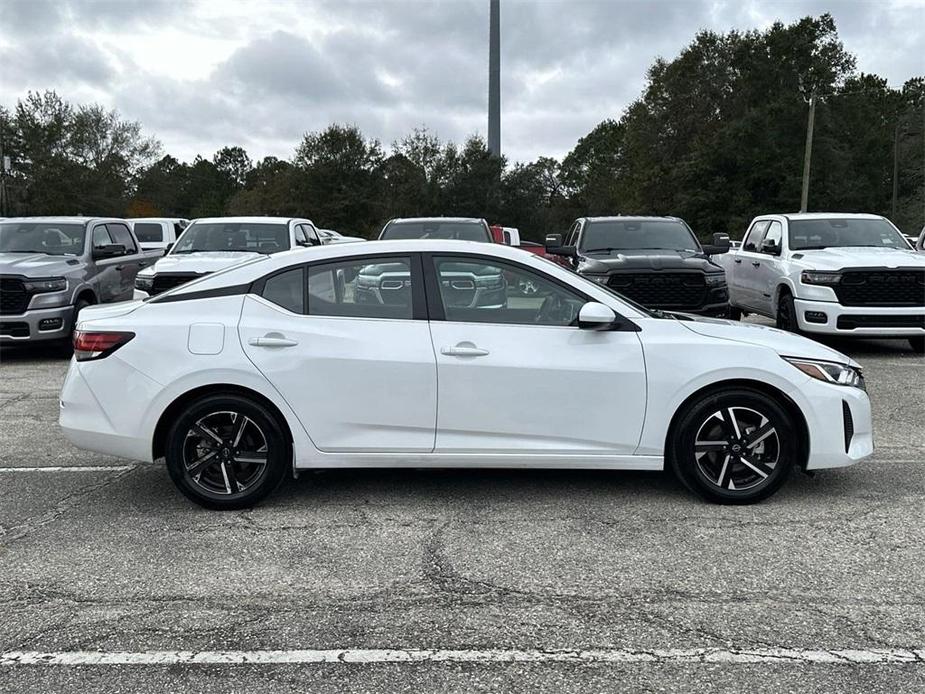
[580,220,701,253]
[172,222,290,254]
[0,222,86,255]
[381,220,491,242]
[789,218,910,250]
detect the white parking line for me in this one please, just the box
[1,648,923,666]
[0,465,136,473]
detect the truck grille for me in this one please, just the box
[607,272,706,309]
[0,277,29,315]
[151,273,205,296]
[834,270,925,307]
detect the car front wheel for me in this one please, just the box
[669,388,796,504]
[165,393,290,510]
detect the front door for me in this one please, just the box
[425,254,647,454]
[239,254,437,453]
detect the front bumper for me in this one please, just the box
[793,298,925,337]
[0,305,75,343]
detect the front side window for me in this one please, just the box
[433,256,585,327]
[788,218,910,250]
[0,222,86,255]
[742,220,770,251]
[380,220,491,242]
[262,268,304,314]
[579,219,701,254]
[134,223,163,243]
[310,256,414,319]
[172,222,290,254]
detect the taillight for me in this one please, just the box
[73,331,135,361]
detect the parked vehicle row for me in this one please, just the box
[60,239,873,509]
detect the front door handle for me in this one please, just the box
[751,261,761,267]
[249,335,299,348]
[441,344,489,357]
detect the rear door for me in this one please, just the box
[240,253,437,453]
[425,253,646,454]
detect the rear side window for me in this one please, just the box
[308,256,414,319]
[742,221,770,251]
[262,268,304,314]
[134,223,163,243]
[107,223,137,253]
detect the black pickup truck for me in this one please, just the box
[545,216,732,316]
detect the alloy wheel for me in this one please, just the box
[182,410,269,496]
[693,406,780,491]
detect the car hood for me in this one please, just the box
[579,249,721,273]
[791,246,925,270]
[139,251,264,277]
[676,315,857,366]
[0,252,81,275]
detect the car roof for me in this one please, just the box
[191,216,310,224]
[0,216,121,225]
[388,217,486,224]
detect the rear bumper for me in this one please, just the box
[793,298,925,337]
[0,305,74,343]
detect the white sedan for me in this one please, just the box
[59,240,872,508]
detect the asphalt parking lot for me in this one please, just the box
[0,321,923,693]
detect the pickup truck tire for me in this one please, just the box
[909,336,925,353]
[775,290,800,334]
[669,388,795,504]
[165,393,290,510]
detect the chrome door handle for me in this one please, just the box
[249,335,299,348]
[441,345,489,357]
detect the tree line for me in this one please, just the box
[0,14,921,240]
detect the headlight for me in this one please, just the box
[134,276,154,290]
[704,273,726,287]
[23,277,67,293]
[801,270,841,286]
[783,356,864,388]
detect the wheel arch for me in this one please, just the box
[664,378,810,470]
[152,383,295,462]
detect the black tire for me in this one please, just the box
[165,393,290,510]
[727,305,742,321]
[775,291,800,333]
[909,336,925,353]
[669,388,797,504]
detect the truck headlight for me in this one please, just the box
[801,271,841,286]
[134,276,154,290]
[704,273,726,287]
[23,277,67,293]
[783,357,864,389]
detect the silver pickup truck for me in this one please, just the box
[0,217,160,345]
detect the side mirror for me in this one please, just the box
[578,302,617,331]
[760,239,781,255]
[93,244,125,259]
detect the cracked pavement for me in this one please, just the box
[0,327,923,693]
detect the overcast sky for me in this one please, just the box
[1,0,922,165]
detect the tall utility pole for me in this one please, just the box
[800,93,816,213]
[487,0,501,157]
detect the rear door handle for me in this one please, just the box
[249,335,299,348]
[441,345,489,357]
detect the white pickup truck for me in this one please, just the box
[716,213,924,352]
[134,216,322,297]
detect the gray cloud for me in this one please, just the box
[1,0,921,164]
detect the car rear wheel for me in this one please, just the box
[165,393,289,510]
[669,388,796,504]
[909,336,924,353]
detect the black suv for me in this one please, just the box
[545,216,731,316]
